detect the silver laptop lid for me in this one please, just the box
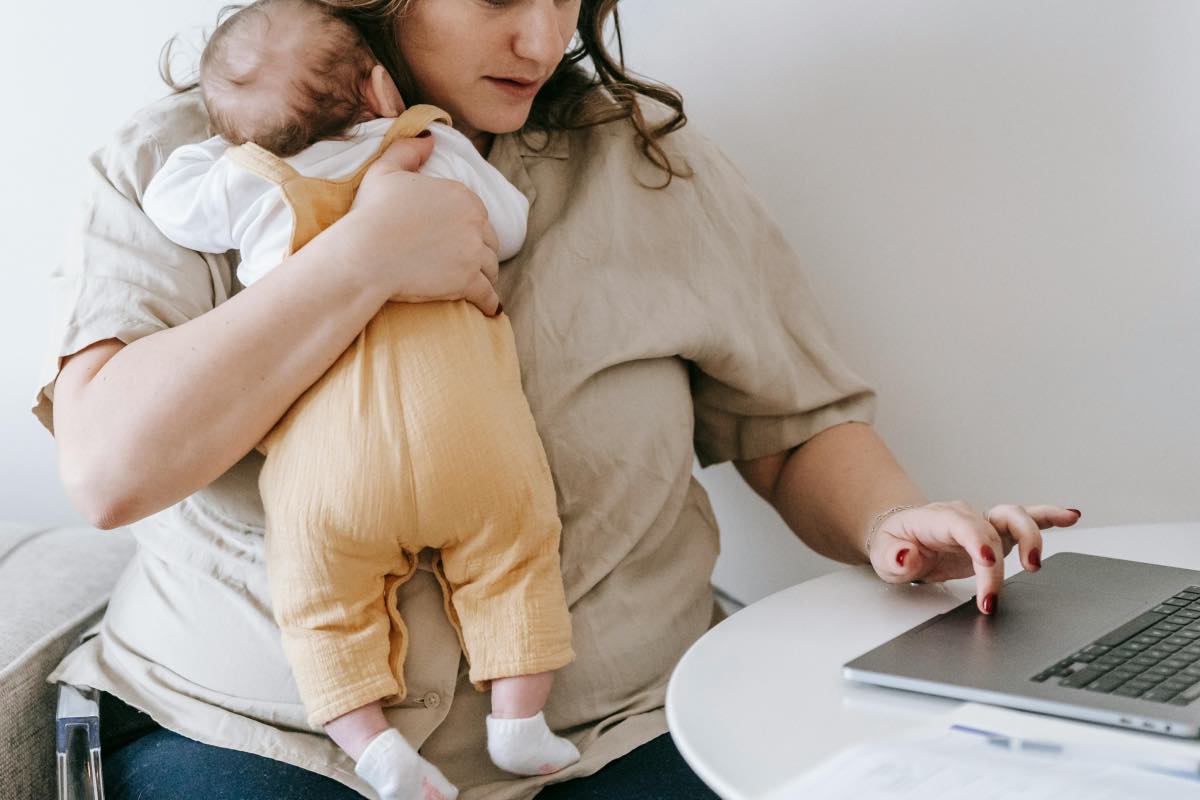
[844,553,1200,738]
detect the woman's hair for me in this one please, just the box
[164,0,688,184]
[162,0,377,157]
[321,0,688,185]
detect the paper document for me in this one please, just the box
[761,703,1200,800]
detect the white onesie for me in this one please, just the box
[142,117,529,286]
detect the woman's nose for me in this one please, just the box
[511,0,571,70]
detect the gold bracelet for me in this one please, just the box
[864,505,918,557]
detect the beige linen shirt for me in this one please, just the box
[33,90,876,798]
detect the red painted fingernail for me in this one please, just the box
[980,545,996,566]
[1068,508,1082,517]
[1029,548,1041,569]
[896,549,909,567]
[982,593,996,614]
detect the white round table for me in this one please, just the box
[666,522,1200,799]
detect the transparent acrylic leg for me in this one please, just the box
[56,683,104,800]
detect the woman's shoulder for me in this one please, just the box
[96,90,213,200]
[568,95,738,190]
[581,95,715,156]
[120,89,211,148]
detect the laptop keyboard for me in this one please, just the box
[1031,585,1200,705]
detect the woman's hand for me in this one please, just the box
[330,136,503,315]
[867,501,1083,614]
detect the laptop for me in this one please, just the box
[843,552,1200,738]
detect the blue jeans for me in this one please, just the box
[98,693,717,799]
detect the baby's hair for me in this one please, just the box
[161,0,378,156]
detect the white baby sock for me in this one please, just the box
[354,728,459,800]
[486,711,581,776]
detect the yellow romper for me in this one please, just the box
[236,106,575,728]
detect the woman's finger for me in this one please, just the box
[868,506,942,584]
[480,243,501,313]
[367,135,435,176]
[870,503,1001,603]
[937,506,1007,615]
[1020,505,1083,530]
[896,503,1006,613]
[481,222,501,285]
[465,270,501,317]
[985,504,1044,572]
[870,509,928,583]
[870,524,923,584]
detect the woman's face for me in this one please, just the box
[396,0,582,147]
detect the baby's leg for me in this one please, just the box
[406,304,578,775]
[433,480,578,776]
[328,701,458,800]
[490,670,555,720]
[434,529,579,776]
[486,671,580,776]
[257,311,461,798]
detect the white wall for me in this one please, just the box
[4,2,1197,603]
[621,1,1200,603]
[0,1,228,527]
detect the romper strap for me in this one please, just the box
[225,104,451,185]
[225,142,302,185]
[377,105,454,154]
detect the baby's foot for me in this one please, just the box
[354,728,459,800]
[486,711,581,776]
[418,764,458,800]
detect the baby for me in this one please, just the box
[142,1,579,798]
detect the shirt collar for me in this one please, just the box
[487,127,569,209]
[514,127,570,160]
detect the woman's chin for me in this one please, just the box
[469,104,536,136]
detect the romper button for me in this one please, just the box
[422,692,440,709]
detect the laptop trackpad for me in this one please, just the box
[864,582,1147,687]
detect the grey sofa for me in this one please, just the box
[0,522,135,799]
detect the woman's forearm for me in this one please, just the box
[759,422,928,563]
[55,230,386,528]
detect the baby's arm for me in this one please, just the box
[142,137,242,254]
[142,138,291,285]
[420,124,529,262]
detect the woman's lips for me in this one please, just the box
[486,77,541,99]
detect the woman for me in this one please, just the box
[37,0,1080,797]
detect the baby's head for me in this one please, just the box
[199,0,396,156]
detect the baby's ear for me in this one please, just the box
[363,64,406,118]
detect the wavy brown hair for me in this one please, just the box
[321,0,690,186]
[163,1,689,184]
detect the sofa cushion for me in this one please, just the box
[0,522,135,800]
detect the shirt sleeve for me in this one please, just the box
[32,97,232,434]
[141,136,240,255]
[143,137,290,286]
[421,123,530,261]
[678,132,878,467]
[227,191,293,287]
